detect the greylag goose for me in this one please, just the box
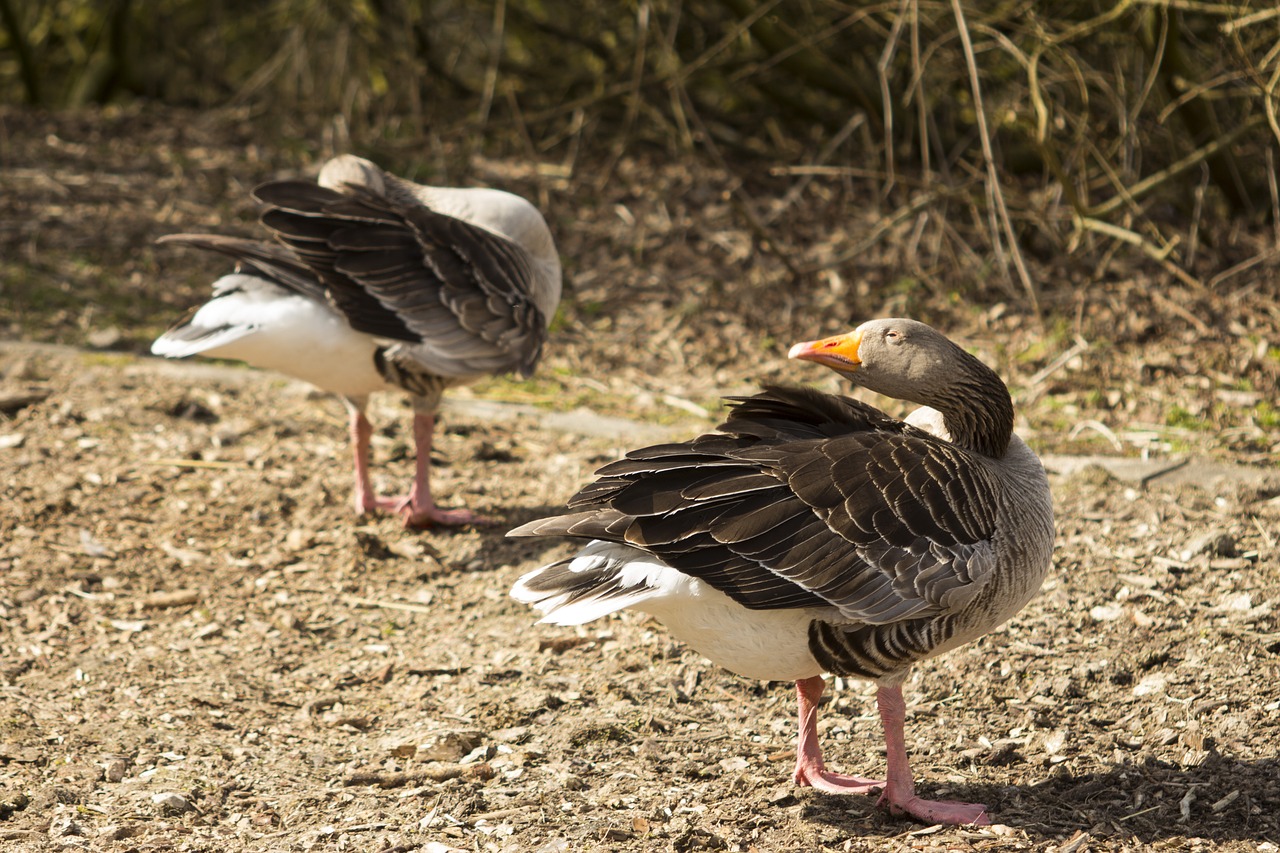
[510,318,1054,825]
[152,155,562,527]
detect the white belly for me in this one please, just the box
[639,579,826,683]
[193,288,394,400]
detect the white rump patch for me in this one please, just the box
[510,541,692,626]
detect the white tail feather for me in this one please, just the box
[510,542,689,626]
[151,324,256,359]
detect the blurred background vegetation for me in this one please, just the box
[2,0,1279,315]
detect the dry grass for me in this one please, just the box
[3,2,1279,309]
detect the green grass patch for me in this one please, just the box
[77,352,138,368]
[1164,405,1207,431]
[1255,401,1280,430]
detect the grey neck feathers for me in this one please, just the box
[928,364,1013,458]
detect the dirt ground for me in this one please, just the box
[2,106,1280,852]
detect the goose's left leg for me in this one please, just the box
[393,411,493,528]
[873,684,991,826]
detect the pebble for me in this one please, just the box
[98,825,145,841]
[285,528,315,551]
[50,816,83,837]
[86,327,122,349]
[1179,530,1235,562]
[414,730,485,762]
[192,621,224,640]
[151,792,192,815]
[101,757,127,783]
[1089,604,1123,621]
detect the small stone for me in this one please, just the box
[86,327,122,349]
[151,792,192,815]
[1089,604,1123,622]
[50,815,83,837]
[531,840,570,853]
[101,757,127,782]
[1179,531,1235,562]
[766,786,796,805]
[1042,730,1066,755]
[285,529,314,551]
[1133,673,1167,697]
[192,622,223,640]
[491,726,530,743]
[415,730,484,762]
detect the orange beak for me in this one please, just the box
[788,330,863,373]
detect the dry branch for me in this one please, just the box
[1086,116,1265,218]
[6,0,1278,313]
[950,0,1040,315]
[0,0,39,103]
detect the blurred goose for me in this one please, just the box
[152,155,562,527]
[511,319,1053,825]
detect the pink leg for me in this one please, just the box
[791,676,885,794]
[874,684,990,826]
[349,409,379,515]
[346,408,490,528]
[392,412,493,529]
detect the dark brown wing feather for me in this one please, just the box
[252,180,547,374]
[156,234,330,306]
[516,384,1003,624]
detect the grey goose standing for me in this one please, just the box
[152,155,562,527]
[510,318,1054,825]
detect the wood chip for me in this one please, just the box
[1058,830,1090,853]
[142,589,199,609]
[345,762,494,788]
[0,388,52,414]
[538,635,594,653]
[1179,787,1197,821]
[191,622,223,640]
[342,595,435,615]
[1211,789,1240,812]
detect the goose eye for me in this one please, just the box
[885,329,903,344]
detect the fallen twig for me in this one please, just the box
[141,589,200,610]
[1069,420,1123,452]
[1077,217,1206,292]
[1027,336,1090,388]
[142,457,248,470]
[764,112,866,226]
[345,763,495,788]
[342,595,436,615]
